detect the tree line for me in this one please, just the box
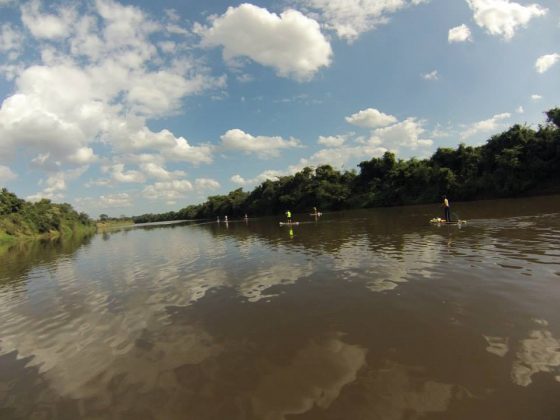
[128,107,558,223]
[0,189,94,241]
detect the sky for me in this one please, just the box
[0,0,558,217]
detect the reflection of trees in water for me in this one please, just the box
[99,220,200,240]
[0,234,93,288]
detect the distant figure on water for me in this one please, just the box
[285,210,292,223]
[442,195,451,222]
[224,215,228,222]
[244,213,248,220]
[217,216,220,223]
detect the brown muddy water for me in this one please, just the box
[1,196,560,419]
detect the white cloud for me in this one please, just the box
[163,137,214,165]
[0,165,17,181]
[107,163,146,183]
[99,192,132,207]
[142,179,194,201]
[467,0,547,40]
[68,147,97,164]
[370,118,433,150]
[20,0,75,40]
[460,112,511,140]
[194,178,221,190]
[531,94,542,101]
[422,70,439,80]
[345,108,397,128]
[535,53,560,74]
[448,24,472,42]
[516,106,524,114]
[195,3,332,81]
[297,143,386,169]
[230,174,248,185]
[317,135,347,148]
[299,0,428,42]
[233,115,432,185]
[221,128,301,158]
[0,0,222,175]
[230,169,288,186]
[75,192,133,208]
[26,167,87,201]
[0,23,24,56]
[139,162,185,181]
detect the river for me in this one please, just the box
[1,195,560,419]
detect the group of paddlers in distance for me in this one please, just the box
[216,197,461,225]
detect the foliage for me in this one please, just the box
[132,108,560,222]
[0,189,95,241]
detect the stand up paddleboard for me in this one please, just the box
[430,218,466,225]
[279,222,300,226]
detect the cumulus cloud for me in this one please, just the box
[345,108,397,128]
[460,112,511,140]
[298,0,428,42]
[142,179,194,201]
[467,0,547,40]
[516,105,524,114]
[531,94,542,101]
[0,23,24,56]
[139,162,186,181]
[194,178,221,190]
[0,0,222,178]
[20,0,76,40]
[221,128,301,158]
[535,53,560,74]
[0,165,17,181]
[232,112,433,187]
[317,135,347,148]
[369,118,433,150]
[298,143,387,169]
[106,163,146,183]
[27,167,88,201]
[98,192,132,207]
[75,192,133,209]
[230,169,287,186]
[448,24,472,42]
[194,3,332,81]
[422,70,439,80]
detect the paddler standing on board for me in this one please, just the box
[442,195,451,222]
[285,210,292,224]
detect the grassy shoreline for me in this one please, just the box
[95,219,134,231]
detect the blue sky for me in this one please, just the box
[0,0,558,216]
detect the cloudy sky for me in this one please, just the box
[0,0,558,216]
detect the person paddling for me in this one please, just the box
[442,195,451,222]
[285,210,292,223]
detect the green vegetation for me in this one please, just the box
[128,107,557,222]
[0,189,95,244]
[95,214,134,230]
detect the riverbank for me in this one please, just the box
[0,189,97,249]
[96,220,134,231]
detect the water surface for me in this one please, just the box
[1,196,560,419]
